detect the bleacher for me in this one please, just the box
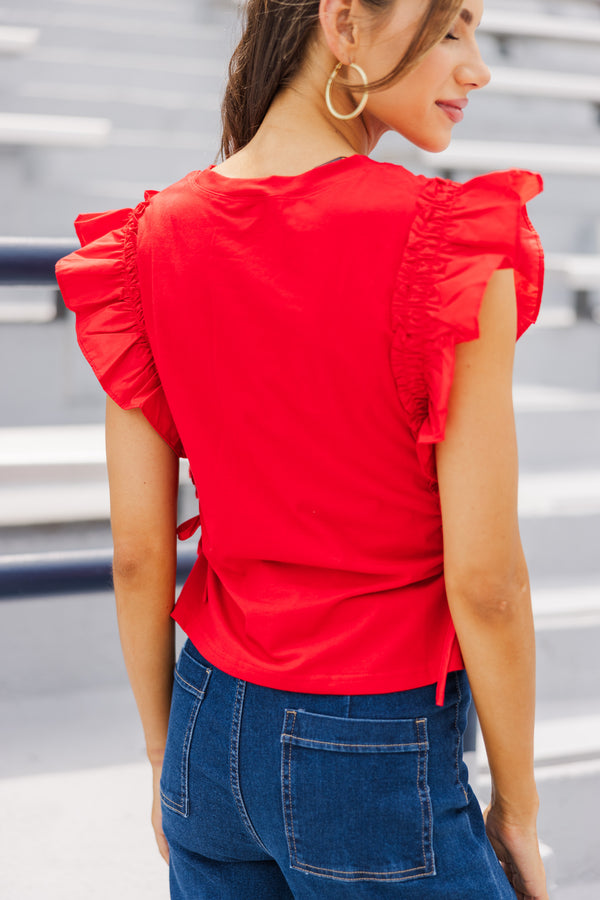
[1,1,600,898]
[0,25,39,54]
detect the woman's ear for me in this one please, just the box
[319,0,360,64]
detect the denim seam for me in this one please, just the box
[454,672,470,804]
[283,711,435,881]
[417,718,426,869]
[416,716,435,877]
[283,710,300,867]
[160,664,212,817]
[174,667,209,699]
[160,695,199,816]
[281,737,425,751]
[289,863,433,880]
[228,679,270,854]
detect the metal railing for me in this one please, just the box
[0,237,77,285]
[0,237,78,321]
[0,547,197,600]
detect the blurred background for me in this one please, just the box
[1,0,599,897]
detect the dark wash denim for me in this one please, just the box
[160,639,515,899]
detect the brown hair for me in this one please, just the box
[220,0,463,158]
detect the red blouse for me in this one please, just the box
[56,155,544,704]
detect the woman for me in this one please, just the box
[56,0,548,897]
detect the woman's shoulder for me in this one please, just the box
[137,171,204,229]
[309,158,543,236]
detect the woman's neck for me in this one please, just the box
[213,72,374,179]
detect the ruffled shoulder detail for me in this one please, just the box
[391,169,544,490]
[55,192,185,457]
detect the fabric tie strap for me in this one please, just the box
[177,514,201,541]
[435,621,459,706]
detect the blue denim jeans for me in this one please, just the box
[160,639,515,899]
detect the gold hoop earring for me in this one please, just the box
[325,61,369,121]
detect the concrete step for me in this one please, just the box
[0,761,169,900]
[519,470,600,518]
[477,754,600,887]
[0,424,196,526]
[1,59,225,136]
[477,741,600,887]
[475,688,600,887]
[0,6,234,46]
[3,87,220,134]
[11,43,227,83]
[0,25,39,55]
[515,322,600,392]
[0,111,111,148]
[13,143,216,218]
[557,880,600,900]
[534,582,600,703]
[14,80,221,118]
[0,0,209,29]
[514,386,600,470]
[520,513,600,580]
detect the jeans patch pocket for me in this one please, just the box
[281,710,434,882]
[160,645,212,818]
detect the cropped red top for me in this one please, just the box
[56,155,544,704]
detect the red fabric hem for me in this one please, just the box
[172,607,465,697]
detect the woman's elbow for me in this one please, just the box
[445,565,530,621]
[112,550,144,583]
[112,542,175,585]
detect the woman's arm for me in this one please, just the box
[435,269,548,900]
[105,396,180,862]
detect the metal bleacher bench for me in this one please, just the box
[0,424,192,529]
[545,253,600,320]
[0,113,111,148]
[488,68,600,106]
[0,28,111,151]
[0,26,39,55]
[404,139,600,177]
[480,10,600,45]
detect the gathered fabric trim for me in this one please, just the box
[122,195,155,347]
[56,192,185,457]
[118,197,185,456]
[391,178,460,491]
[390,170,544,491]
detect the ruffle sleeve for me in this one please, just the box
[391,169,544,490]
[55,194,185,457]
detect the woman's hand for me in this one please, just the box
[484,803,548,900]
[152,763,169,864]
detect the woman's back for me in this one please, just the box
[57,155,542,699]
